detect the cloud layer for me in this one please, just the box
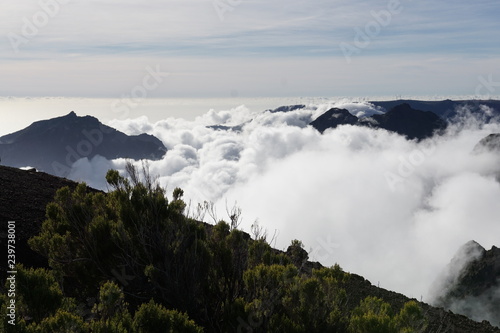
[65,101,500,305]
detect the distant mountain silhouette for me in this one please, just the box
[0,111,166,176]
[370,99,500,120]
[205,100,500,135]
[310,103,447,140]
[309,108,358,133]
[267,104,306,113]
[361,103,447,140]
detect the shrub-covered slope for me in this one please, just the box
[1,165,499,332]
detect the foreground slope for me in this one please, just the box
[0,165,499,332]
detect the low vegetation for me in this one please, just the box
[1,163,425,332]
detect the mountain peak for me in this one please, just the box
[456,240,486,258]
[473,133,500,153]
[448,240,486,272]
[0,112,166,176]
[390,103,413,111]
[309,108,358,133]
[432,240,500,326]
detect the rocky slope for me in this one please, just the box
[0,166,102,274]
[432,241,500,327]
[474,133,500,153]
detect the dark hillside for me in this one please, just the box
[0,166,97,273]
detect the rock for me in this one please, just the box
[432,240,500,327]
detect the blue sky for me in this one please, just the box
[1,0,500,97]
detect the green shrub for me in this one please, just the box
[133,300,202,333]
[27,310,87,333]
[15,265,63,323]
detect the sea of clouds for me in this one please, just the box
[67,100,500,309]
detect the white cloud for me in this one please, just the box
[68,155,115,190]
[65,101,500,309]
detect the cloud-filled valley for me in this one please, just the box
[3,0,500,328]
[66,101,500,307]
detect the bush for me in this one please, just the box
[27,310,87,333]
[89,281,132,333]
[133,300,202,333]
[14,265,63,323]
[349,297,426,333]
[349,296,397,333]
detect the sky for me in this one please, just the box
[1,0,500,98]
[2,0,500,322]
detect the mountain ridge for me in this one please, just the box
[0,111,166,177]
[369,99,500,120]
[310,103,447,140]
